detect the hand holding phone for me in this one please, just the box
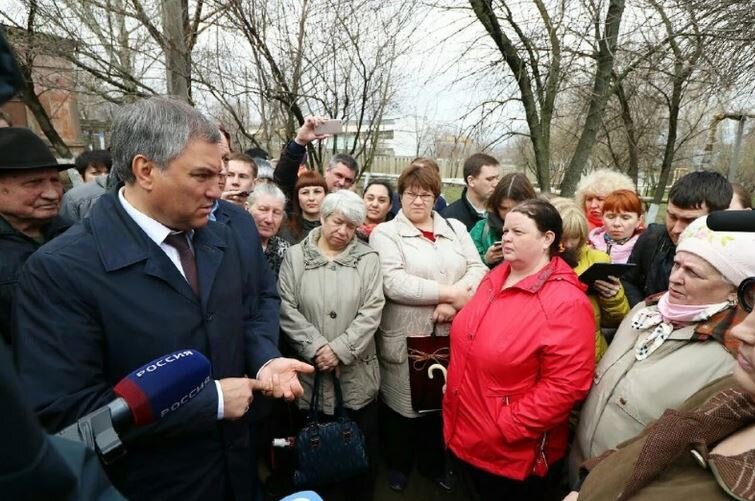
[485,241,504,265]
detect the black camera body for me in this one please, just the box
[56,398,130,464]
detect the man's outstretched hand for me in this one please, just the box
[257,358,315,401]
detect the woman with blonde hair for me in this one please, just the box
[556,201,630,362]
[574,169,635,231]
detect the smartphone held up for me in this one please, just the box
[314,119,343,136]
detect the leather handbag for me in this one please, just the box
[292,370,368,488]
[407,325,450,413]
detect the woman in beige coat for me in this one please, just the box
[278,190,385,499]
[370,161,487,491]
[569,216,755,484]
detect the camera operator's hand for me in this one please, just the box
[294,116,330,146]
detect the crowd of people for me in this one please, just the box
[2,98,755,501]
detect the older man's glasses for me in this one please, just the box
[739,277,755,313]
[403,192,434,204]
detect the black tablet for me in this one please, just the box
[578,262,636,289]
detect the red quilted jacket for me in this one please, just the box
[443,257,595,480]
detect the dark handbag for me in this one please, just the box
[407,326,450,413]
[292,370,368,488]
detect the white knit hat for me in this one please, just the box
[676,215,755,286]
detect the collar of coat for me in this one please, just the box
[86,189,227,273]
[643,291,745,352]
[0,212,70,243]
[394,209,459,240]
[485,255,586,295]
[300,226,376,269]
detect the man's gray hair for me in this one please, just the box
[247,182,286,207]
[111,97,221,184]
[320,190,366,226]
[328,154,359,174]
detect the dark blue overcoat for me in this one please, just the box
[13,191,280,500]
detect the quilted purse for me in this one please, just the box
[292,370,368,488]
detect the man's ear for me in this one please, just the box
[132,154,156,191]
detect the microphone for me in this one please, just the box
[707,210,755,232]
[57,349,211,463]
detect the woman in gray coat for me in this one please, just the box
[278,189,385,499]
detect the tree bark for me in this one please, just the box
[559,0,626,196]
[469,0,555,191]
[161,0,191,102]
[614,77,639,183]
[652,76,682,205]
[18,82,72,158]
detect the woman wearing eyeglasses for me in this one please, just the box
[569,216,755,487]
[369,161,487,492]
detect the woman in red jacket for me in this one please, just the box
[443,198,596,500]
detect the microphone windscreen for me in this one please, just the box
[113,350,211,426]
[707,210,755,232]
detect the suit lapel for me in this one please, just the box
[143,250,198,305]
[194,222,227,309]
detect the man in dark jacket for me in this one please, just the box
[442,153,500,230]
[0,127,71,345]
[622,171,733,306]
[274,117,356,206]
[13,97,312,501]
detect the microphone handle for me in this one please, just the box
[108,397,132,433]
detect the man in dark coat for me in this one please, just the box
[0,127,71,345]
[14,97,313,501]
[622,171,733,306]
[273,117,355,208]
[442,153,500,230]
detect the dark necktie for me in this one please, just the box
[164,232,199,295]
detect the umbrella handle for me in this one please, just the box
[428,364,448,394]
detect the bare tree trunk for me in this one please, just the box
[646,0,704,204]
[559,0,626,196]
[161,0,190,102]
[652,77,682,204]
[15,0,71,157]
[615,77,639,183]
[469,0,559,192]
[18,81,72,157]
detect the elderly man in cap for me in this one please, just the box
[13,97,313,501]
[0,127,70,344]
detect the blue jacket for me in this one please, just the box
[13,191,280,501]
